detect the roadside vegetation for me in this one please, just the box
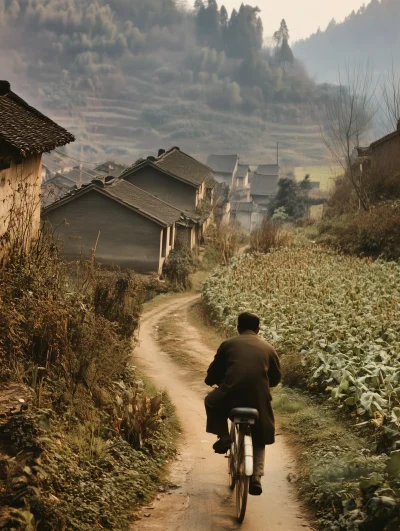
[0,206,177,529]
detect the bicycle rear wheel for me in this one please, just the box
[235,429,249,523]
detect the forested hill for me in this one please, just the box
[294,0,400,82]
[0,0,328,166]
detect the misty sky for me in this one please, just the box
[222,0,369,41]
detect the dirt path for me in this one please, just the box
[131,295,312,531]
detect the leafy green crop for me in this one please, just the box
[202,247,400,424]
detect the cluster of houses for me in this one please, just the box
[205,154,281,232]
[0,80,324,275]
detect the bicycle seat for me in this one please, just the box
[229,408,259,423]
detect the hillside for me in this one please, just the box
[0,0,329,167]
[294,0,400,82]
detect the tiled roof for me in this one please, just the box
[0,81,75,157]
[43,178,181,227]
[155,148,211,186]
[207,154,239,174]
[205,174,217,189]
[251,175,279,197]
[231,201,254,212]
[255,164,280,176]
[370,129,400,149]
[236,164,249,178]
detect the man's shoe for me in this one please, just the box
[249,475,262,496]
[212,435,231,454]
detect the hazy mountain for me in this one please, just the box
[294,0,400,83]
[0,0,329,166]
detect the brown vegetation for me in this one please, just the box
[250,217,291,253]
[0,191,177,529]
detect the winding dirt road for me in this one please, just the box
[131,295,312,531]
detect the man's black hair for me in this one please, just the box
[237,312,260,332]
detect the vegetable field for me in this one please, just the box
[202,247,400,426]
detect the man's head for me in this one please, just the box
[237,312,260,334]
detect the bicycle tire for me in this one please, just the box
[236,429,249,523]
[228,423,236,490]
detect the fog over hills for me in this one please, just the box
[294,0,400,83]
[0,0,331,166]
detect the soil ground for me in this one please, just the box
[131,295,313,531]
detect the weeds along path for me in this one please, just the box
[131,295,311,531]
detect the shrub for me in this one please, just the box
[204,222,245,266]
[163,246,198,290]
[250,217,290,253]
[318,202,400,260]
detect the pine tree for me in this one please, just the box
[273,19,290,48]
[220,5,228,27]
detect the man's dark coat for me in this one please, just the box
[205,331,281,446]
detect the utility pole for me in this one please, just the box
[276,142,279,166]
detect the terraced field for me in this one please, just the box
[31,73,330,166]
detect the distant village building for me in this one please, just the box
[207,154,239,188]
[42,179,181,274]
[0,80,74,241]
[230,201,254,232]
[235,164,250,189]
[251,164,280,205]
[94,161,126,178]
[121,147,213,249]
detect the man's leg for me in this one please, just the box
[249,446,265,496]
[204,392,229,437]
[204,392,230,454]
[253,446,265,476]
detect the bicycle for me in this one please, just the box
[227,407,259,523]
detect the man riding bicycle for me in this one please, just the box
[204,312,281,496]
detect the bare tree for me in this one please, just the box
[381,60,400,131]
[321,61,377,211]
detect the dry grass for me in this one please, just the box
[250,217,291,253]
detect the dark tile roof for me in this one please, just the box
[207,154,239,174]
[43,178,181,227]
[231,201,254,213]
[255,164,280,177]
[155,148,211,186]
[370,129,400,149]
[205,174,217,189]
[0,81,75,157]
[236,164,249,178]
[251,175,279,197]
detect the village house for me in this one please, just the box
[230,201,254,232]
[94,161,126,178]
[356,121,400,178]
[235,164,250,190]
[0,80,74,241]
[207,154,239,188]
[121,147,213,249]
[251,164,280,205]
[42,178,181,274]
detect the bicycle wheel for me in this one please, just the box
[235,429,249,523]
[228,422,236,490]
